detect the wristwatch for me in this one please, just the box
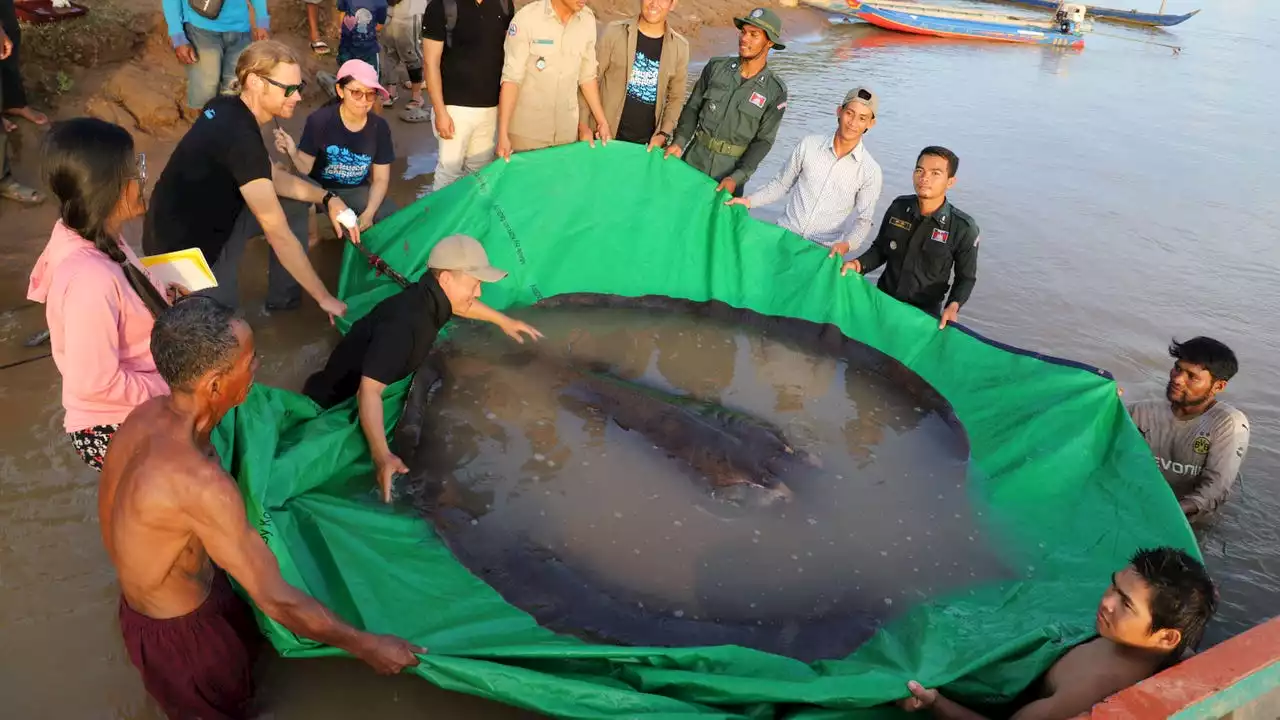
[320,191,337,210]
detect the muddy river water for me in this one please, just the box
[1,0,1276,716]
[405,299,1001,661]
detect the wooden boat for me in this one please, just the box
[980,0,1198,27]
[801,0,1089,48]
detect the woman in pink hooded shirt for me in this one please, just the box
[28,118,176,470]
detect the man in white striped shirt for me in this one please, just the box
[726,87,883,259]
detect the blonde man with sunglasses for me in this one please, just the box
[143,40,354,318]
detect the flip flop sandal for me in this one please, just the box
[311,40,330,55]
[401,105,430,123]
[383,92,398,108]
[0,180,45,205]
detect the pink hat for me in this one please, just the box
[335,59,390,101]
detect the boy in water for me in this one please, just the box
[900,547,1216,720]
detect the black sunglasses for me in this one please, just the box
[259,75,307,98]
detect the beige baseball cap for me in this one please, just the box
[843,87,878,117]
[427,234,508,283]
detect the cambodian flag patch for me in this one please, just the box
[749,92,766,108]
[930,228,949,243]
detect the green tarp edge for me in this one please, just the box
[212,142,1198,718]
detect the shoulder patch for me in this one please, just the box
[508,21,517,36]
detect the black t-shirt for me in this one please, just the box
[299,104,395,189]
[142,96,272,262]
[421,0,512,108]
[303,274,453,409]
[616,32,664,144]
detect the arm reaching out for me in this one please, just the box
[456,300,543,343]
[240,178,347,318]
[184,465,423,672]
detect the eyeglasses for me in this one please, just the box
[258,75,307,97]
[341,87,379,102]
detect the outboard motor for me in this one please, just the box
[1054,2,1087,34]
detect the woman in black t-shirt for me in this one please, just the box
[274,59,397,231]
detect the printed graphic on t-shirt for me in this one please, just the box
[338,0,387,55]
[321,145,374,185]
[625,48,661,106]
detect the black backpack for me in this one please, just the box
[443,0,512,47]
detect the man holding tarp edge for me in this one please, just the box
[899,547,1217,720]
[303,235,542,502]
[100,298,422,720]
[664,8,788,197]
[1128,337,1250,525]
[841,146,979,330]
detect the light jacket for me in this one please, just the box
[581,18,689,139]
[27,222,170,432]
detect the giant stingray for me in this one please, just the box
[394,295,1011,662]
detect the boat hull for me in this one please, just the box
[984,0,1199,27]
[808,0,1086,48]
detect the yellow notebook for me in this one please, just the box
[139,248,218,292]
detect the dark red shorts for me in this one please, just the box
[119,570,263,720]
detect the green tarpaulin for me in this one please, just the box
[212,142,1197,718]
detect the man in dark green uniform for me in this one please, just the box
[840,146,979,330]
[662,7,788,197]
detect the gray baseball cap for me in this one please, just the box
[427,234,508,283]
[842,87,878,116]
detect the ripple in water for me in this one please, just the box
[400,296,1009,661]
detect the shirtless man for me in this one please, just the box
[899,547,1216,720]
[1128,337,1250,525]
[100,297,421,720]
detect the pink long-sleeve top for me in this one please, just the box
[27,221,170,432]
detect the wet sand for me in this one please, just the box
[2,0,1278,715]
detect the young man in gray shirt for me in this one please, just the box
[1128,337,1250,525]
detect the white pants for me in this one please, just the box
[433,105,498,191]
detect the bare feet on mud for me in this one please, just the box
[5,107,49,126]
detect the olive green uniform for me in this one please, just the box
[670,56,788,191]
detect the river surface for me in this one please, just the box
[0,0,1275,716]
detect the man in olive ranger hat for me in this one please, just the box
[663,7,788,197]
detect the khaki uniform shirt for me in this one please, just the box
[501,0,598,148]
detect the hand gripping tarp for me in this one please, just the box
[211,142,1198,718]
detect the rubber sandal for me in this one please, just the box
[383,91,398,108]
[311,40,330,55]
[0,179,45,205]
[401,105,430,123]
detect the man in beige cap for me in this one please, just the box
[728,87,882,261]
[304,234,542,501]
